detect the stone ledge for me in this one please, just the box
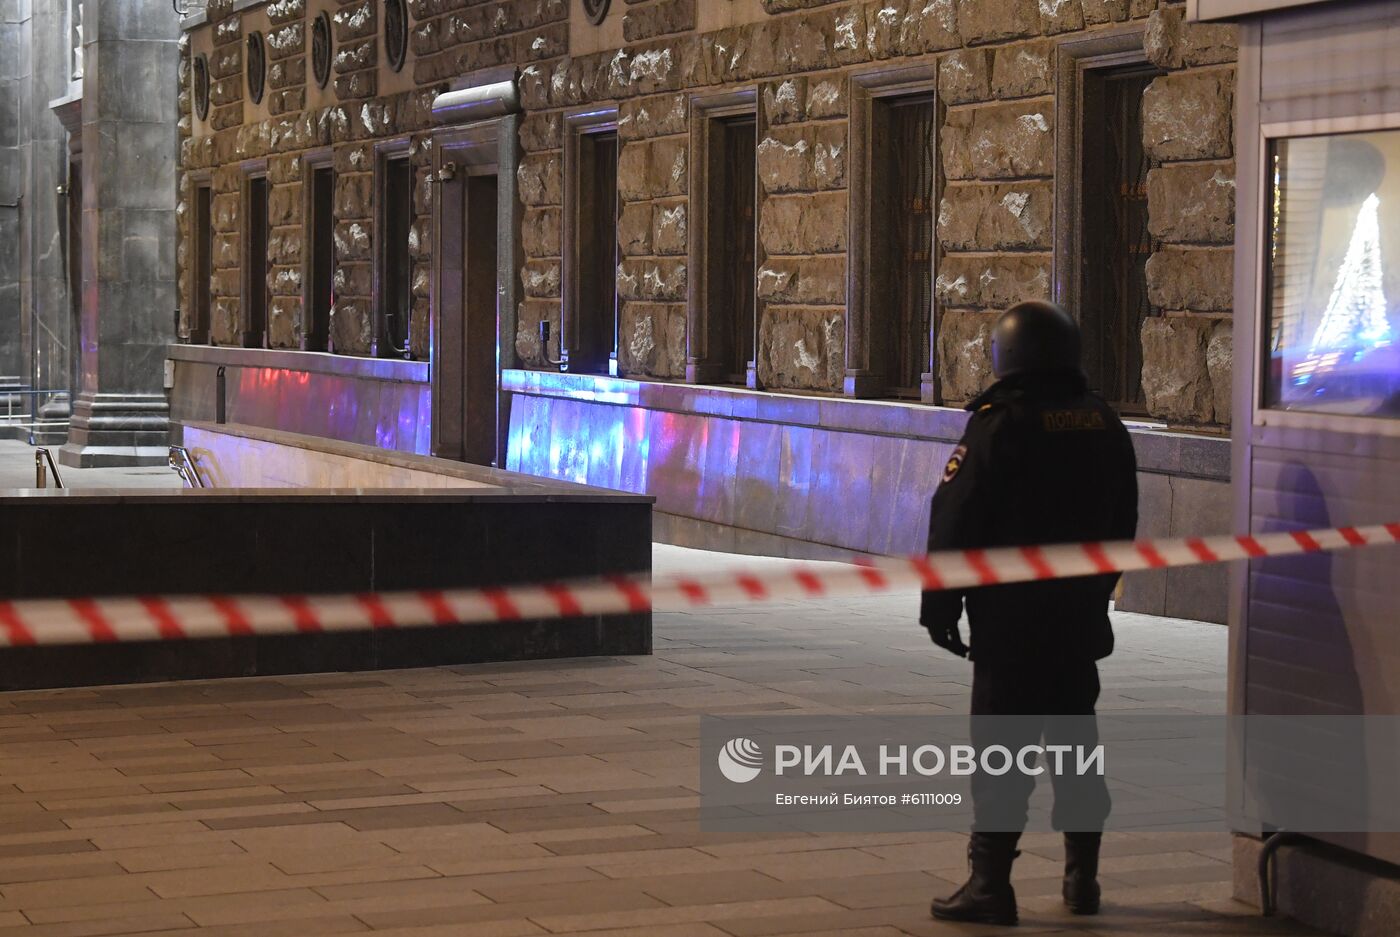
[167,343,430,384]
[501,369,1230,480]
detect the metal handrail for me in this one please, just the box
[168,446,206,488]
[34,448,63,489]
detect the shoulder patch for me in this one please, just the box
[941,445,967,484]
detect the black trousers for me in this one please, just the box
[969,658,1109,837]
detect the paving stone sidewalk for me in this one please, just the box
[0,543,1314,936]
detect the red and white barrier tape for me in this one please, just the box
[0,523,1397,647]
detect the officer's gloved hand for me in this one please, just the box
[926,621,968,658]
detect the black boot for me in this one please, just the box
[1062,833,1101,914]
[931,833,1020,926]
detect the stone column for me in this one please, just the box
[0,0,28,433]
[30,0,79,445]
[60,0,179,467]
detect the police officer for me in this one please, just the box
[923,300,1138,926]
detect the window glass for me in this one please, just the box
[1267,131,1400,417]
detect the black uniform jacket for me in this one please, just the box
[920,370,1139,666]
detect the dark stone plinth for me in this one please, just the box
[0,489,652,689]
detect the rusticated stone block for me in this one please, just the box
[411,297,431,360]
[935,254,1051,309]
[523,207,562,258]
[212,193,240,232]
[898,0,961,54]
[412,265,431,300]
[335,71,378,102]
[617,138,687,200]
[211,76,244,110]
[266,0,304,25]
[992,40,1053,99]
[268,183,302,225]
[618,93,688,142]
[521,24,569,63]
[940,49,992,106]
[1039,0,1085,33]
[409,219,431,261]
[1146,247,1233,312]
[270,265,302,297]
[1147,162,1235,244]
[330,299,374,356]
[1207,319,1232,427]
[617,258,687,302]
[211,268,241,299]
[957,0,1040,44]
[334,220,372,261]
[625,0,695,42]
[758,129,813,195]
[937,308,997,401]
[628,39,707,97]
[765,78,806,125]
[619,203,654,257]
[266,23,304,60]
[1082,0,1130,24]
[1145,6,1238,69]
[335,38,376,75]
[517,152,562,206]
[758,124,846,195]
[334,0,376,42]
[515,300,561,366]
[333,263,371,298]
[757,256,846,306]
[807,72,848,118]
[214,15,242,47]
[1143,71,1234,161]
[210,45,241,80]
[1141,315,1216,423]
[938,182,1052,251]
[522,259,562,299]
[268,226,303,265]
[760,192,847,255]
[333,143,372,175]
[757,305,845,391]
[618,302,687,378]
[269,57,306,90]
[520,114,561,152]
[865,0,906,59]
[653,201,688,256]
[213,233,239,269]
[269,89,306,116]
[212,298,241,346]
[334,174,372,221]
[942,102,1054,180]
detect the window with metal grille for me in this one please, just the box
[379,155,413,358]
[306,165,333,352]
[872,94,936,398]
[713,116,757,384]
[1079,65,1162,413]
[574,129,619,374]
[244,175,269,348]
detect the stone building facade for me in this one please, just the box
[171,0,1239,620]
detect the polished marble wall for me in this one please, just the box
[169,345,432,454]
[503,370,1233,623]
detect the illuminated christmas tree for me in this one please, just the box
[1311,193,1392,354]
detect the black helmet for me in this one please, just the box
[991,300,1081,379]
